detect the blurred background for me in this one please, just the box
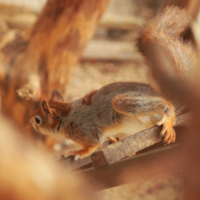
[0,0,163,102]
[0,0,197,200]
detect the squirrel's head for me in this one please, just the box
[30,90,64,136]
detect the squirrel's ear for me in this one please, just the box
[41,100,51,115]
[50,89,64,102]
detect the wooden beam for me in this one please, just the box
[80,145,180,191]
[91,112,190,167]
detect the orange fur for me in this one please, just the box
[82,90,97,105]
[65,144,99,159]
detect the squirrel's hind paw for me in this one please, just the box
[161,125,176,144]
[160,120,176,144]
[163,127,176,144]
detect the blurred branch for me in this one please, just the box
[0,0,110,137]
[188,0,200,20]
[141,42,200,200]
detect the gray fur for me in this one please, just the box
[56,82,166,146]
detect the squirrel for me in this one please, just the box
[30,83,175,160]
[30,6,195,160]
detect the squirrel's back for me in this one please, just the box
[137,6,197,80]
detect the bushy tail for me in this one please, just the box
[137,6,196,80]
[137,6,190,51]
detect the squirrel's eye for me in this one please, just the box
[35,117,41,124]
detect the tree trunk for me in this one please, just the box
[0,0,110,138]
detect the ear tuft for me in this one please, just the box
[41,100,50,115]
[50,89,64,102]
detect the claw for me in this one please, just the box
[158,110,176,144]
[164,131,170,143]
[166,136,171,144]
[160,122,176,144]
[167,133,172,144]
[64,151,80,161]
[162,127,176,144]
[160,126,167,137]
[64,150,76,157]
[74,155,80,161]
[173,130,176,142]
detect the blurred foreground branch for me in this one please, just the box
[142,39,200,200]
[0,115,98,200]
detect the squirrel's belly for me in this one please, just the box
[102,116,155,140]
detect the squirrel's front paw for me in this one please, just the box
[64,145,99,160]
[64,150,79,160]
[160,122,176,144]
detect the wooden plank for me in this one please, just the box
[58,140,112,170]
[80,145,180,191]
[91,112,190,166]
[60,113,191,170]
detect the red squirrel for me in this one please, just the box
[30,83,175,160]
[30,6,195,160]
